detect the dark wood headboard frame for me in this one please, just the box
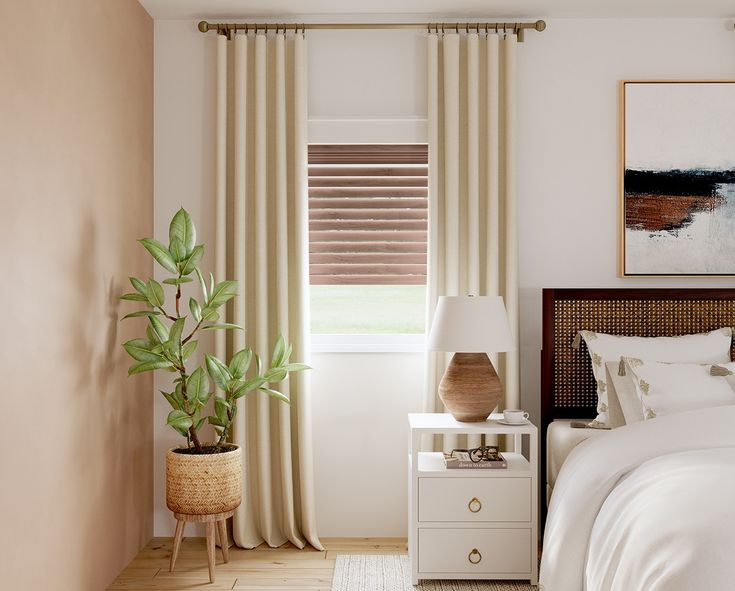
[540,288,735,513]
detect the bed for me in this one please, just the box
[539,288,735,591]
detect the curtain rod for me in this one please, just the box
[197,20,546,42]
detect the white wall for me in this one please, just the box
[154,17,735,537]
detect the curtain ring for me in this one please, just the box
[484,23,488,35]
[441,23,445,34]
[476,22,480,34]
[455,22,459,34]
[494,23,498,33]
[465,22,469,33]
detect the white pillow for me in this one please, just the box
[622,357,735,419]
[577,328,732,428]
[605,361,643,426]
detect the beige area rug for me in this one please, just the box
[331,555,534,590]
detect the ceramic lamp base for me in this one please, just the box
[438,352,503,422]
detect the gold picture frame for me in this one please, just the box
[619,80,735,277]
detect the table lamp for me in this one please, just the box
[428,295,515,422]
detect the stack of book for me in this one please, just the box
[443,446,507,469]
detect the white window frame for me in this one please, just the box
[310,333,426,353]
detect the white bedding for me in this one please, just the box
[540,405,735,591]
[546,419,605,503]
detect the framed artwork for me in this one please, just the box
[620,81,735,276]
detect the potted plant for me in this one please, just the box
[120,208,308,517]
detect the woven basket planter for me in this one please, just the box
[166,444,242,515]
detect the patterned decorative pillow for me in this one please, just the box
[605,361,642,427]
[622,357,735,419]
[575,328,732,428]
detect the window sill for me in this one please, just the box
[310,333,426,353]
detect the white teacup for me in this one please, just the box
[503,409,529,424]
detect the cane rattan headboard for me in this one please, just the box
[541,288,735,431]
[539,288,735,523]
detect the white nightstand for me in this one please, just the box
[408,413,538,586]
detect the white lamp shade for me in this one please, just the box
[427,296,515,353]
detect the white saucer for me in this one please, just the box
[496,418,530,426]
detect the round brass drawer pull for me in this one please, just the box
[468,548,482,564]
[468,497,482,513]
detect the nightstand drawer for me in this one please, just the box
[418,477,530,522]
[418,528,531,574]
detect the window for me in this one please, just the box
[309,144,428,337]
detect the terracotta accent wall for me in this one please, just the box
[0,1,153,589]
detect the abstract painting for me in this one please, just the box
[621,81,735,276]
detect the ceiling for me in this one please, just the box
[139,0,735,20]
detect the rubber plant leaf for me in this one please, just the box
[180,245,205,276]
[163,277,193,285]
[122,310,160,321]
[187,367,209,403]
[129,360,173,375]
[271,334,286,367]
[123,339,162,362]
[168,236,187,263]
[146,279,165,308]
[161,391,181,410]
[167,409,193,431]
[205,354,232,391]
[169,208,196,255]
[139,238,178,274]
[167,318,185,350]
[207,280,238,309]
[229,347,253,379]
[149,315,169,343]
[201,323,242,331]
[260,387,291,404]
[189,297,202,322]
[182,340,198,361]
[129,276,147,295]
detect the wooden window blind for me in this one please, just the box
[308,144,428,285]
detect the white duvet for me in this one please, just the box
[540,405,735,591]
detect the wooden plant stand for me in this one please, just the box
[169,509,234,583]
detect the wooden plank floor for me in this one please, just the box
[107,537,408,590]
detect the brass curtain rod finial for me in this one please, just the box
[535,20,547,31]
[198,20,209,33]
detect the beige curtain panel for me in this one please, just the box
[425,32,520,450]
[213,32,322,551]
